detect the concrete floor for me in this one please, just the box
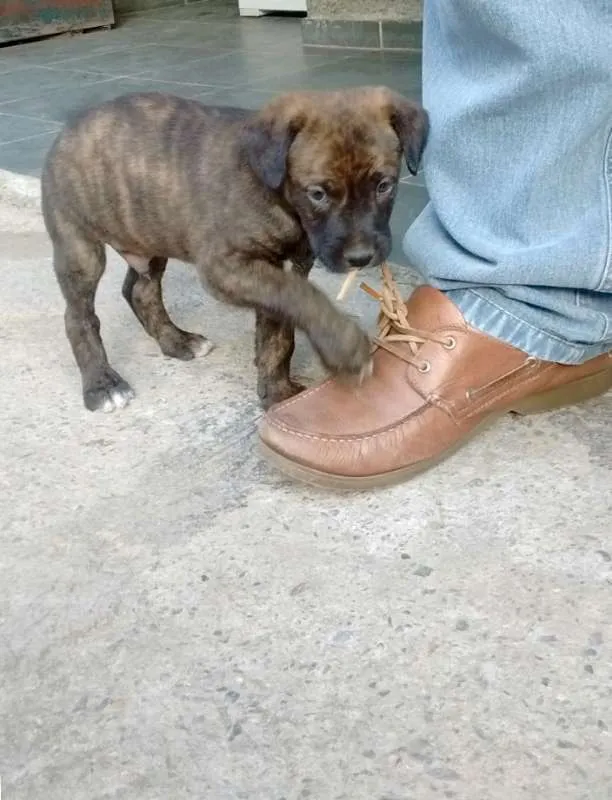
[1,165,611,800]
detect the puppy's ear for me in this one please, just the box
[240,96,308,190]
[378,89,429,176]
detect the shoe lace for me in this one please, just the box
[360,264,453,370]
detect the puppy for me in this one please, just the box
[41,88,428,411]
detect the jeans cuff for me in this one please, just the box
[447,288,609,365]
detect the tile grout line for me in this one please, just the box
[0,75,123,110]
[36,47,357,89]
[0,130,60,147]
[37,45,243,73]
[0,110,64,126]
[227,52,357,91]
[400,178,426,189]
[33,46,252,80]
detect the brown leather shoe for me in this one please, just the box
[259,267,612,489]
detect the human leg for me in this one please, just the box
[403,0,612,363]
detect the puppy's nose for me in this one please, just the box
[345,249,375,269]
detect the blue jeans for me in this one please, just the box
[403,0,612,364]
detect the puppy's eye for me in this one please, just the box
[306,186,328,205]
[376,177,395,196]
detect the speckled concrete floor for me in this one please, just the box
[1,169,611,800]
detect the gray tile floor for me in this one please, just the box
[0,0,427,263]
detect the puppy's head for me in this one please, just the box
[240,87,429,273]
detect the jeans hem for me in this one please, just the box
[448,288,611,365]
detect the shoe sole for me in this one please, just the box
[259,366,612,491]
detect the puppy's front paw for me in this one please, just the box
[83,369,135,413]
[357,356,374,384]
[315,316,372,378]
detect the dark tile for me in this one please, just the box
[0,4,422,177]
[144,18,306,57]
[0,130,58,176]
[0,60,36,79]
[122,0,239,19]
[0,112,60,144]
[389,183,429,265]
[246,50,422,97]
[0,30,122,72]
[42,42,228,77]
[125,17,309,54]
[143,48,350,88]
[89,17,186,42]
[106,77,221,99]
[2,77,209,123]
[111,19,228,47]
[211,19,306,54]
[380,21,423,51]
[0,66,108,106]
[194,86,278,110]
[127,21,239,49]
[115,0,190,13]
[400,168,426,188]
[301,19,380,49]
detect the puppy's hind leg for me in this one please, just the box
[122,256,214,361]
[52,228,134,412]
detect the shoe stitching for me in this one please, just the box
[272,378,333,412]
[462,360,612,418]
[266,403,434,444]
[266,358,596,443]
[462,362,558,419]
[267,360,609,442]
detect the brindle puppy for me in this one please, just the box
[41,88,428,412]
